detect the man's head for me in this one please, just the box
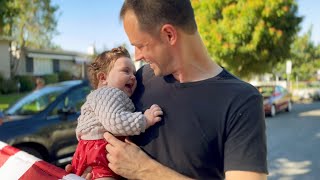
[120,0,197,36]
[120,0,198,76]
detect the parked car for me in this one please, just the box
[256,85,292,117]
[0,80,91,165]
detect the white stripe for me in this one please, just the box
[0,141,7,150]
[61,174,85,180]
[0,151,40,180]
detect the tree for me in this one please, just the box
[0,0,59,76]
[289,28,320,81]
[191,0,302,78]
[1,0,59,49]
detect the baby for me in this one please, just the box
[71,46,162,180]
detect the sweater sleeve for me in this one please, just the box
[88,87,147,136]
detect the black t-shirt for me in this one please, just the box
[131,65,268,180]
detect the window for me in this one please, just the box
[26,57,34,73]
[53,59,60,72]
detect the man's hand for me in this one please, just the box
[104,132,153,179]
[65,164,92,180]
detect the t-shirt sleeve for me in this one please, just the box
[224,94,268,174]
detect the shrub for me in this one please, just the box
[0,79,19,94]
[15,75,35,92]
[0,73,3,94]
[58,71,73,82]
[43,74,59,84]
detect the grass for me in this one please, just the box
[0,92,29,111]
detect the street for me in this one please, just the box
[267,101,320,180]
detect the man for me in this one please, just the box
[69,0,268,179]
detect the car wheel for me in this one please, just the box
[270,105,276,117]
[286,101,292,112]
[18,146,44,159]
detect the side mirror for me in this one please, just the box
[57,107,77,120]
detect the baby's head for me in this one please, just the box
[88,46,137,97]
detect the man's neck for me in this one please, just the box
[172,32,222,83]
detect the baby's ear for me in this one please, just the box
[97,72,108,85]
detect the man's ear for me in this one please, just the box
[97,72,108,85]
[161,24,177,45]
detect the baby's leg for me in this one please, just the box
[95,177,117,180]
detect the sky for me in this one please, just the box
[52,0,320,54]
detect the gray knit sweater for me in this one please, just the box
[76,86,147,140]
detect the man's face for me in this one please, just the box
[123,10,173,76]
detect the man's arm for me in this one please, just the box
[104,132,193,180]
[225,171,267,180]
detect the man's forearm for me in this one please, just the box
[136,158,194,180]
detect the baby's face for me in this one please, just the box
[106,57,137,97]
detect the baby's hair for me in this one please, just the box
[87,46,131,89]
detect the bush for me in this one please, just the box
[43,74,59,84]
[15,75,35,92]
[0,73,4,94]
[0,79,19,94]
[58,71,73,82]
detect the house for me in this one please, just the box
[16,48,91,78]
[0,38,91,80]
[0,37,11,79]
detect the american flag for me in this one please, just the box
[0,141,83,180]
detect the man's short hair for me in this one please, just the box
[120,0,197,35]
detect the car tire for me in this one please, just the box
[286,101,292,112]
[270,105,276,117]
[18,146,44,159]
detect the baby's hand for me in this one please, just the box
[144,104,163,128]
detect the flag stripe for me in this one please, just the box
[19,163,57,180]
[0,145,20,168]
[0,151,38,179]
[0,141,83,180]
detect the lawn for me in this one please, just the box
[0,92,29,110]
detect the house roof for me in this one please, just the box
[26,48,91,63]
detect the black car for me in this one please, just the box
[0,80,91,165]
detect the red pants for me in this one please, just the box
[71,139,119,179]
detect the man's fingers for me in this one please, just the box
[81,166,92,179]
[85,173,92,180]
[104,132,125,147]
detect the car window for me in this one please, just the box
[258,86,274,97]
[5,87,66,115]
[51,86,91,115]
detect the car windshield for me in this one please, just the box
[5,86,67,116]
[257,86,274,97]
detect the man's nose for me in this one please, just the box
[134,47,143,61]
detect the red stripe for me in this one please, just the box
[19,160,68,180]
[0,145,20,167]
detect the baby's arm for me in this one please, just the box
[89,87,162,136]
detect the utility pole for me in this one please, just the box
[286,60,292,91]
